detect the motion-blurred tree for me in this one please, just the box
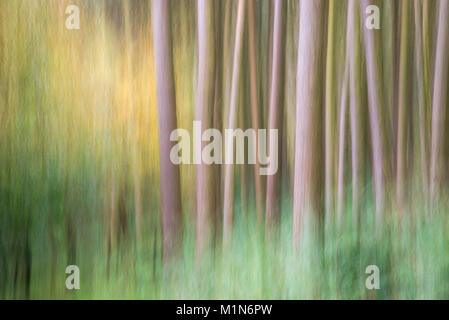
[152,0,183,262]
[293,0,326,246]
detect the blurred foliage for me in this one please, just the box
[1,0,449,299]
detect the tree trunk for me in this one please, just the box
[429,0,449,204]
[413,0,430,199]
[324,0,336,223]
[152,0,183,262]
[293,0,326,247]
[212,0,225,247]
[337,60,349,227]
[248,0,264,225]
[348,0,365,228]
[265,0,286,231]
[360,0,391,224]
[195,0,216,257]
[223,0,245,245]
[396,0,411,211]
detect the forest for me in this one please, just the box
[1,0,449,299]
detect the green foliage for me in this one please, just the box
[2,192,449,299]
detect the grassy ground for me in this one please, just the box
[3,195,449,299]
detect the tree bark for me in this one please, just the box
[325,0,336,223]
[223,0,245,245]
[430,0,449,203]
[360,0,391,224]
[337,60,349,227]
[265,0,286,231]
[195,0,216,257]
[212,0,225,247]
[152,0,183,262]
[248,0,264,225]
[413,0,430,199]
[396,0,411,211]
[293,0,326,247]
[348,0,365,228]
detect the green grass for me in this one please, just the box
[3,188,449,299]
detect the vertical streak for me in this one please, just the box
[223,0,245,245]
[152,0,183,262]
[360,0,391,225]
[348,0,364,229]
[325,0,336,224]
[195,0,216,257]
[337,60,349,227]
[265,0,286,230]
[293,0,326,247]
[430,0,449,203]
[248,0,264,225]
[414,0,429,199]
[396,0,410,211]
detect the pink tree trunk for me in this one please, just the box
[293,0,326,247]
[152,0,183,262]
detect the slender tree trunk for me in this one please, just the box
[223,0,245,245]
[220,0,232,243]
[360,0,391,224]
[430,0,449,203]
[265,0,286,231]
[152,0,183,262]
[422,0,432,121]
[240,161,248,218]
[413,0,430,199]
[423,0,437,101]
[337,61,349,227]
[248,0,264,225]
[396,0,411,212]
[195,0,216,257]
[293,0,326,247]
[222,0,233,130]
[265,0,275,130]
[348,0,365,228]
[422,0,433,201]
[382,0,396,137]
[212,0,225,246]
[324,0,336,224]
[391,0,400,165]
[239,74,249,218]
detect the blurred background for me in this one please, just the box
[1,0,449,299]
